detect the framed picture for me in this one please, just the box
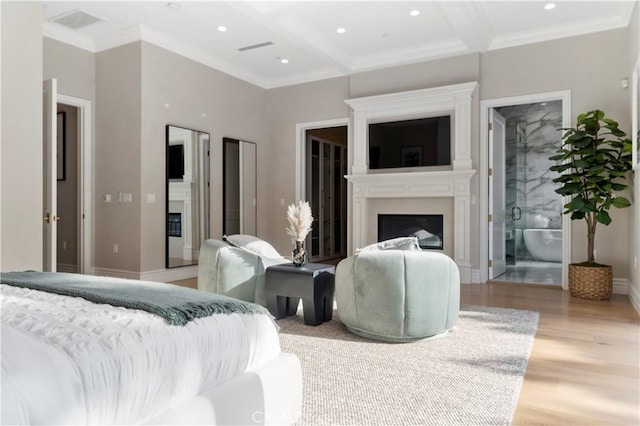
[57,111,66,181]
[401,145,422,167]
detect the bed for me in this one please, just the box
[0,272,302,425]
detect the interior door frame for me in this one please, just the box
[43,79,58,271]
[488,109,507,279]
[295,117,350,251]
[479,90,572,289]
[57,94,93,275]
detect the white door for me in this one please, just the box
[489,109,507,279]
[43,79,58,272]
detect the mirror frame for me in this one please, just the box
[165,125,210,269]
[222,137,257,236]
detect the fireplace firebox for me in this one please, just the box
[378,214,443,250]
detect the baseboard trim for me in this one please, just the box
[471,269,482,283]
[92,266,198,283]
[140,266,198,283]
[628,281,640,315]
[612,277,628,295]
[92,267,140,280]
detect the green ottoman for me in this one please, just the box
[335,250,460,342]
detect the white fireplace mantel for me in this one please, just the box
[344,82,478,283]
[346,170,475,282]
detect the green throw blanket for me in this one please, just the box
[1,271,270,326]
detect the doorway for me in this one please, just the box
[295,118,349,263]
[55,94,92,274]
[56,103,79,272]
[305,129,347,262]
[481,91,572,288]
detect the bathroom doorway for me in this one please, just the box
[482,91,571,287]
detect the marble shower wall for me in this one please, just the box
[497,101,563,231]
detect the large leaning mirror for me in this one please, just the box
[223,137,257,235]
[166,125,210,268]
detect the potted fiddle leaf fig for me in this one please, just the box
[549,110,633,299]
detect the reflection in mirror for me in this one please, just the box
[223,137,257,235]
[166,125,210,268]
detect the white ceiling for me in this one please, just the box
[42,1,637,89]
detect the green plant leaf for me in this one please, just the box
[596,210,612,225]
[612,197,631,208]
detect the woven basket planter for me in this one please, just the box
[568,264,612,300]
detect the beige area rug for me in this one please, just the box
[277,305,538,426]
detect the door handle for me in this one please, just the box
[44,213,60,223]
[511,207,521,220]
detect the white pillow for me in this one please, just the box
[223,234,283,259]
[356,236,421,253]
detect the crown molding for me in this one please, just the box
[351,39,470,73]
[43,21,96,52]
[489,15,629,51]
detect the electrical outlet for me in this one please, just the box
[104,194,111,203]
[113,244,118,254]
[62,241,66,250]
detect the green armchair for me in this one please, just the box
[197,238,289,306]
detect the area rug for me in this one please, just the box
[277,305,539,426]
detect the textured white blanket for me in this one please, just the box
[1,284,281,425]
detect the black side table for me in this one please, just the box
[265,263,335,326]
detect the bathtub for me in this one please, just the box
[523,229,562,262]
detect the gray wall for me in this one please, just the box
[139,42,266,272]
[482,28,631,276]
[95,43,143,272]
[264,77,350,253]
[1,2,43,271]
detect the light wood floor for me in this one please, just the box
[174,278,639,425]
[462,283,639,426]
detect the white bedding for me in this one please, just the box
[0,284,281,425]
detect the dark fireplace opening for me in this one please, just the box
[168,213,182,237]
[378,214,443,250]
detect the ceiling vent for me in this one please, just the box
[238,42,274,52]
[50,9,103,30]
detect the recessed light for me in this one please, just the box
[336,27,346,34]
[410,10,420,17]
[167,2,180,11]
[217,26,227,32]
[544,3,556,10]
[280,58,289,64]
[541,102,547,106]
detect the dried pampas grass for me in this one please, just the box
[286,201,313,242]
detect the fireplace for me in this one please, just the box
[344,82,478,282]
[378,214,444,250]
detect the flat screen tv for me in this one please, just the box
[368,116,451,170]
[168,144,184,180]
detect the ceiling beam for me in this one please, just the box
[229,2,353,75]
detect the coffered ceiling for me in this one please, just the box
[41,1,637,88]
